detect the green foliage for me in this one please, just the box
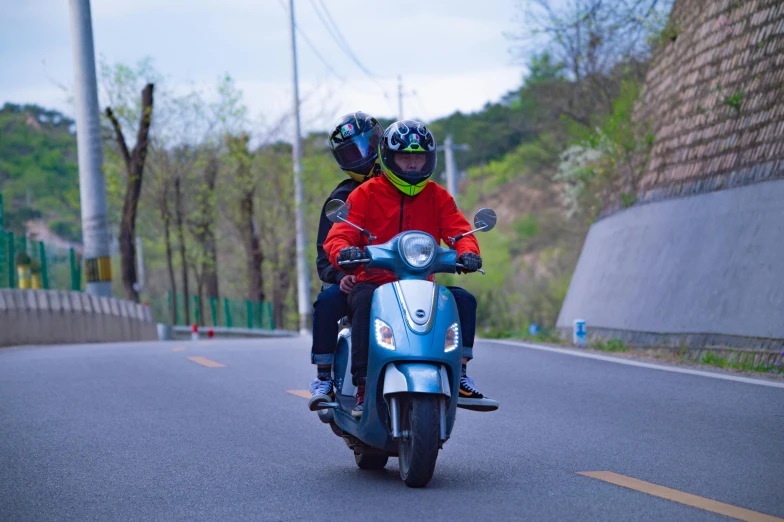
[555,79,653,219]
[515,213,540,240]
[723,90,744,112]
[0,104,80,234]
[649,18,682,49]
[620,192,637,207]
[590,338,628,352]
[699,350,782,374]
[15,251,31,265]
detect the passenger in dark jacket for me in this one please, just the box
[309,112,382,401]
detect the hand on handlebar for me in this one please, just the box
[457,253,483,274]
[337,246,367,272]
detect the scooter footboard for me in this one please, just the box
[382,362,451,397]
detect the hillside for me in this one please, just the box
[0,103,82,242]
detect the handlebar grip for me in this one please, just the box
[338,258,371,266]
[456,263,486,275]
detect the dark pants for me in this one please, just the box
[348,283,477,383]
[310,285,350,365]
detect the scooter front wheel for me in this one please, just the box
[398,395,440,488]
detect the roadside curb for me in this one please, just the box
[483,338,784,389]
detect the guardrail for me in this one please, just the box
[0,289,156,347]
[168,325,298,340]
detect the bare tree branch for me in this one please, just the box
[105,107,131,169]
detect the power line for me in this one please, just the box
[276,0,347,86]
[313,0,378,81]
[412,91,431,122]
[308,0,394,103]
[307,0,352,59]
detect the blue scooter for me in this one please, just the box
[310,200,497,488]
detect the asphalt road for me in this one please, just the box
[1,337,783,521]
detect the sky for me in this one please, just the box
[0,0,527,133]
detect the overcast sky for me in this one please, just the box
[1,0,527,132]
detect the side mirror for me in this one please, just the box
[325,199,348,224]
[473,208,497,232]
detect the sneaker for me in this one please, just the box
[352,384,365,418]
[458,375,499,412]
[309,377,334,398]
[308,377,334,411]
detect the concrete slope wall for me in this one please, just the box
[557,0,784,348]
[557,179,784,348]
[0,290,157,347]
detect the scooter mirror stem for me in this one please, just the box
[336,216,376,243]
[447,225,487,249]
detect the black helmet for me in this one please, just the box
[379,120,437,196]
[328,112,383,182]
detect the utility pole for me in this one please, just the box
[133,236,145,294]
[287,0,312,334]
[397,75,404,120]
[68,0,112,297]
[443,134,470,205]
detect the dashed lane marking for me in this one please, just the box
[287,390,311,399]
[172,347,187,352]
[578,471,784,522]
[187,356,226,368]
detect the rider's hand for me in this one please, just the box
[457,252,482,273]
[339,274,357,294]
[337,246,365,272]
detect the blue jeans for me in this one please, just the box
[310,285,349,365]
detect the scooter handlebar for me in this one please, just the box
[338,258,371,266]
[456,263,486,275]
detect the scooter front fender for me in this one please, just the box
[383,362,451,397]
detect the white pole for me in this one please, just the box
[68,0,112,297]
[134,236,145,293]
[288,0,312,334]
[444,134,457,202]
[398,75,403,120]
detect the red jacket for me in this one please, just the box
[324,175,480,285]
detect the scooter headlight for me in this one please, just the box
[444,322,460,352]
[400,233,436,268]
[375,318,395,350]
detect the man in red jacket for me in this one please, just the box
[324,120,498,417]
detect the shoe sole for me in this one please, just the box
[457,398,499,412]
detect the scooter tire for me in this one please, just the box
[398,395,440,488]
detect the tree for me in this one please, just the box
[511,0,672,127]
[225,133,264,303]
[106,84,154,303]
[187,150,220,303]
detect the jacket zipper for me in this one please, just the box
[398,194,405,232]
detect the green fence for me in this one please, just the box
[0,231,81,291]
[147,292,274,330]
[0,194,82,291]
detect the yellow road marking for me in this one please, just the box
[172,347,187,352]
[578,471,784,522]
[187,356,225,368]
[287,390,311,399]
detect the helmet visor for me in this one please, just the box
[384,150,437,186]
[331,127,382,170]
